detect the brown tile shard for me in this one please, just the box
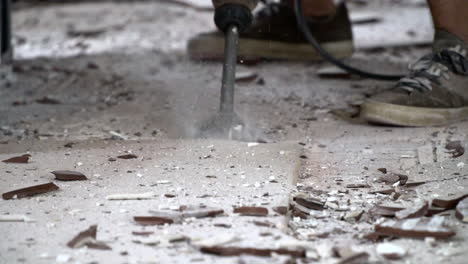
[85,241,113,250]
[375,217,455,239]
[290,202,310,219]
[369,205,404,217]
[132,231,154,236]
[363,232,387,242]
[404,181,426,188]
[134,216,174,225]
[370,188,396,195]
[180,207,224,219]
[293,194,325,210]
[338,252,370,264]
[67,225,111,250]
[117,154,138,159]
[377,168,387,174]
[2,154,31,164]
[235,71,258,83]
[149,207,224,223]
[233,206,268,216]
[425,206,448,217]
[2,182,59,200]
[346,183,370,189]
[51,170,88,181]
[200,246,305,258]
[213,223,231,228]
[36,96,61,104]
[445,140,465,158]
[455,197,468,223]
[432,193,468,209]
[252,220,275,228]
[273,206,288,215]
[395,201,429,219]
[376,172,408,185]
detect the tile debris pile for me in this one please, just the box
[288,158,467,263]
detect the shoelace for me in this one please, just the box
[398,45,468,93]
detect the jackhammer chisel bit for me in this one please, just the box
[197,0,257,139]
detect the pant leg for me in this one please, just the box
[1,0,13,64]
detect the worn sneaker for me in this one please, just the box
[187,2,353,61]
[361,30,468,127]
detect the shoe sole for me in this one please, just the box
[361,100,468,127]
[187,34,353,61]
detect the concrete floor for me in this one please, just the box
[1,0,467,263]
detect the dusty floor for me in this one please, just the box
[1,0,467,263]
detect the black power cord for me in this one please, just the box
[294,0,405,81]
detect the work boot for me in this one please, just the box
[187,2,353,61]
[361,30,468,127]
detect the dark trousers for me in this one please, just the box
[1,0,12,63]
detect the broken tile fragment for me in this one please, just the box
[134,216,174,225]
[106,192,156,200]
[377,168,387,174]
[180,207,224,219]
[252,220,275,228]
[369,205,404,217]
[293,194,324,210]
[2,154,31,164]
[51,170,87,181]
[36,96,61,104]
[395,201,429,219]
[432,194,468,209]
[445,140,465,158]
[290,202,311,219]
[63,142,75,148]
[67,26,106,38]
[117,154,138,159]
[350,11,382,25]
[132,237,160,246]
[149,207,224,223]
[425,206,447,217]
[404,181,426,188]
[376,243,406,260]
[362,232,387,242]
[200,246,306,258]
[317,66,354,79]
[346,183,370,189]
[132,231,154,236]
[455,197,468,223]
[109,131,128,140]
[343,210,364,222]
[233,206,268,216]
[67,225,111,250]
[273,206,288,215]
[213,223,231,228]
[2,182,59,200]
[0,214,35,222]
[376,172,408,185]
[375,216,455,239]
[193,234,239,247]
[333,246,369,264]
[370,188,396,195]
